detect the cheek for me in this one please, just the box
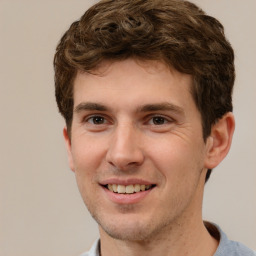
[71,139,105,202]
[147,135,204,182]
[71,136,107,177]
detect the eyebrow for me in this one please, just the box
[74,102,184,115]
[137,102,185,115]
[74,102,108,113]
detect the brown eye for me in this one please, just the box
[152,116,167,125]
[88,116,106,125]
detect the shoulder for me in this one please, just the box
[216,239,256,256]
[81,226,256,256]
[79,239,100,256]
[211,223,256,256]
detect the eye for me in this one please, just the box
[148,116,170,125]
[87,115,107,125]
[151,116,167,125]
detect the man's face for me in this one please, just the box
[64,59,212,241]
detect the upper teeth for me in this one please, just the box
[107,184,152,194]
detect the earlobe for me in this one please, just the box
[63,127,75,172]
[204,112,235,169]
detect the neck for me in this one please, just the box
[99,219,218,256]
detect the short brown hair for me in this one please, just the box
[54,0,235,181]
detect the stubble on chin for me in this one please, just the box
[94,208,177,243]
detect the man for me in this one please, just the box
[53,0,255,255]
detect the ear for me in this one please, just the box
[63,127,75,172]
[204,112,235,169]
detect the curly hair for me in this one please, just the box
[54,0,235,182]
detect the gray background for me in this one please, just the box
[0,0,255,255]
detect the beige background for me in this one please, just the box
[0,1,255,255]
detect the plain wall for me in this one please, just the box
[0,1,255,255]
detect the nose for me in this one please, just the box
[106,123,144,170]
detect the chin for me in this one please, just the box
[101,223,154,241]
[96,213,171,242]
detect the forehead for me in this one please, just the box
[73,59,195,112]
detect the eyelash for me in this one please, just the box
[85,115,110,125]
[146,115,173,126]
[83,114,173,126]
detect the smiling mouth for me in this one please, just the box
[104,184,156,194]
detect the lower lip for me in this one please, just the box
[102,186,154,205]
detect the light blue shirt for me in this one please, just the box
[80,225,256,256]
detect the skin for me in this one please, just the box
[64,59,235,256]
